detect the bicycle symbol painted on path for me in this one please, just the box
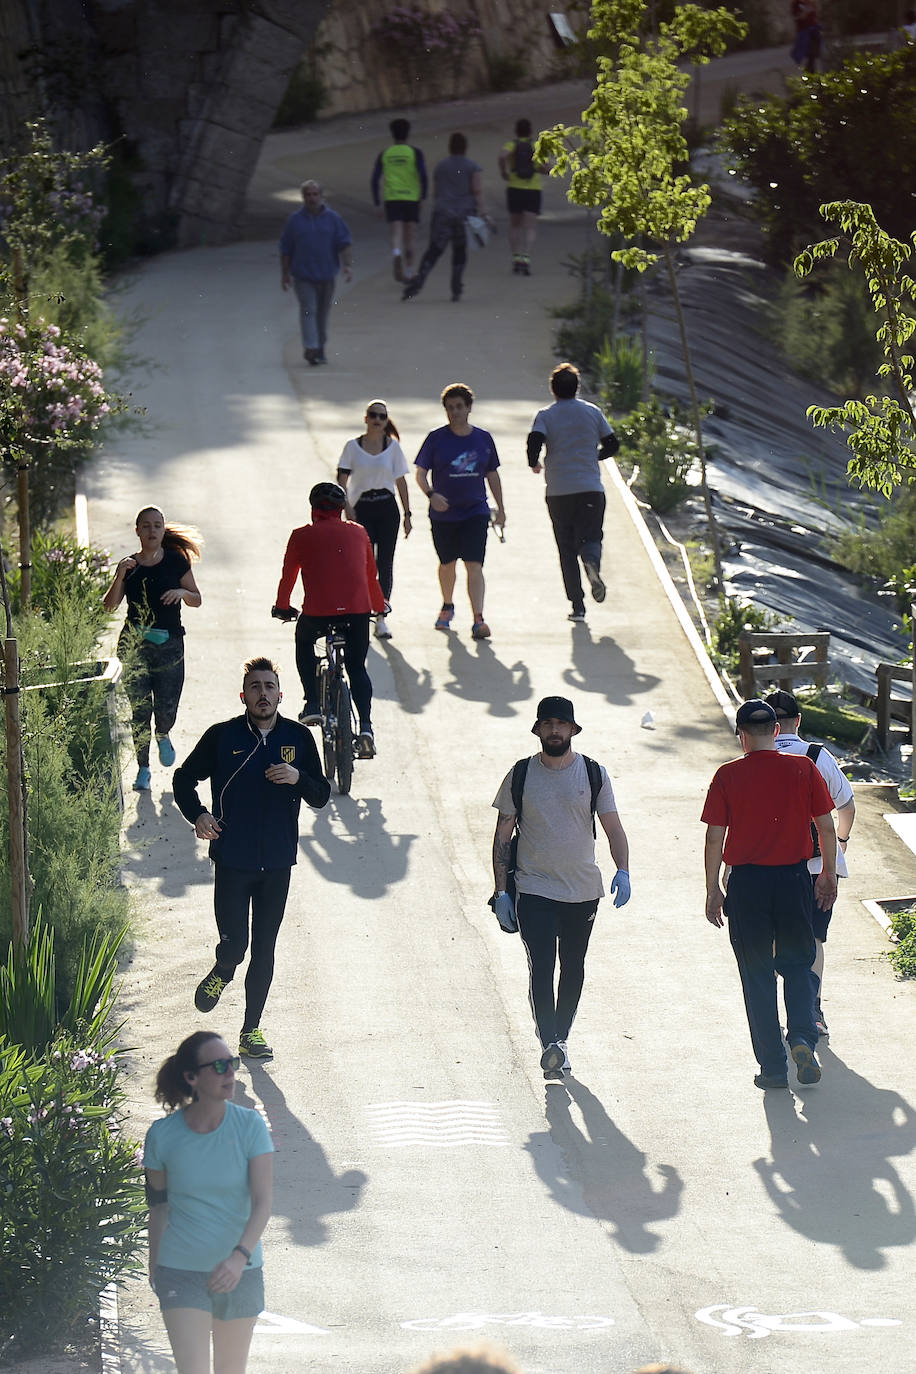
[401,1312,616,1333]
[696,1306,903,1338]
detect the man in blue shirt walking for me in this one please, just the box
[280,180,353,365]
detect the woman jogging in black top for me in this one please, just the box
[336,398,412,641]
[103,505,202,792]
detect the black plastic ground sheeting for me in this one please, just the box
[635,207,910,701]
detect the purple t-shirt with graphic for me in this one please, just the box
[415,425,499,522]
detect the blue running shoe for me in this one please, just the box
[133,766,152,791]
[157,735,176,767]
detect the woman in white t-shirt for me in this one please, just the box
[336,398,412,639]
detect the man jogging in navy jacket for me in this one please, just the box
[173,656,330,1062]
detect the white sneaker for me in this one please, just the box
[556,1039,571,1072]
[374,614,392,640]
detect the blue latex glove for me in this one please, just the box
[610,870,631,908]
[489,892,518,933]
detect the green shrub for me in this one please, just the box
[487,48,528,91]
[712,596,779,676]
[7,531,111,629]
[273,55,328,127]
[617,398,697,512]
[835,487,916,614]
[776,262,883,397]
[0,1030,144,1359]
[888,904,916,977]
[593,333,648,413]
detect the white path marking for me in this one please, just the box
[255,1311,329,1335]
[696,1305,903,1338]
[367,1100,510,1147]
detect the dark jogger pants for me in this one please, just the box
[516,892,599,1047]
[545,490,606,612]
[118,627,185,768]
[212,865,292,1031]
[725,861,819,1076]
[413,209,468,299]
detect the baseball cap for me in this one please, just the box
[734,698,777,734]
[764,689,800,719]
[532,695,581,735]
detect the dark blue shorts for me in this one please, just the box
[154,1264,264,1320]
[506,186,542,215]
[431,513,489,566]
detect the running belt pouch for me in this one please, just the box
[141,627,170,645]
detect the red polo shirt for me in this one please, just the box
[275,510,386,616]
[701,749,835,866]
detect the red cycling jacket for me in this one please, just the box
[275,508,386,616]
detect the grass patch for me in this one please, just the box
[789,689,873,748]
[888,904,916,977]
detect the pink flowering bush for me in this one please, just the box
[371,5,481,68]
[0,314,115,524]
[0,1032,144,1358]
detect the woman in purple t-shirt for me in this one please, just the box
[415,382,505,639]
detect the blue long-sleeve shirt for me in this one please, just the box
[279,205,352,282]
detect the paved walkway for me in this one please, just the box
[85,56,916,1374]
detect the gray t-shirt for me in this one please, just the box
[530,398,613,496]
[492,752,617,902]
[433,155,481,217]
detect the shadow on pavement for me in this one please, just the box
[123,788,213,900]
[563,623,659,705]
[374,640,434,714]
[525,1075,683,1253]
[298,794,416,896]
[237,1068,368,1247]
[755,1049,916,1269]
[445,635,532,716]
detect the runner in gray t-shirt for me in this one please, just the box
[403,132,490,303]
[527,362,619,621]
[490,695,631,1081]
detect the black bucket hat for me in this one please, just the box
[532,695,581,735]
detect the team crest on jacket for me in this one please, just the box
[281,746,296,764]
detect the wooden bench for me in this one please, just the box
[737,631,830,699]
[875,663,913,749]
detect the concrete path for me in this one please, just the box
[87,57,916,1374]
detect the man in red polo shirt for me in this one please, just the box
[273,481,386,757]
[702,698,837,1090]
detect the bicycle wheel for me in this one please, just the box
[334,679,354,796]
[316,664,336,781]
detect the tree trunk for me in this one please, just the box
[664,243,723,589]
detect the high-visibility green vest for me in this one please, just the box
[381,144,421,202]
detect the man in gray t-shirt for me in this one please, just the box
[403,132,489,303]
[491,695,631,1080]
[527,363,619,621]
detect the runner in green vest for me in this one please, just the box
[371,118,428,283]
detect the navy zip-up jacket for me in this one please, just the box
[173,713,330,871]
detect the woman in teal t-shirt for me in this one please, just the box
[144,1031,274,1373]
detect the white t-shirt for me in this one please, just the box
[773,731,853,877]
[337,436,409,505]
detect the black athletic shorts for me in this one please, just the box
[506,187,542,215]
[431,514,489,566]
[384,200,420,223]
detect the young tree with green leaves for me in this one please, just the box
[537,0,745,588]
[795,200,916,495]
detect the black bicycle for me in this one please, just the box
[314,622,356,795]
[270,608,356,795]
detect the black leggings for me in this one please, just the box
[354,491,400,603]
[212,865,292,1032]
[414,209,468,298]
[295,612,373,726]
[118,627,185,767]
[516,893,598,1047]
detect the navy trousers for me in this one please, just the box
[725,861,819,1075]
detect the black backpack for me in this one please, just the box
[505,754,604,902]
[513,139,535,179]
[806,742,823,857]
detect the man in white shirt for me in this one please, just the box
[765,689,856,1040]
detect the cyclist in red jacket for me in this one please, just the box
[273,482,386,757]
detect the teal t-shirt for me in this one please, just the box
[144,1101,274,1271]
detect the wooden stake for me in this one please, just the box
[4,637,28,951]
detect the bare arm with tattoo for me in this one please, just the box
[492,811,516,891]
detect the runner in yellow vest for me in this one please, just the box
[498,117,547,277]
[371,118,429,282]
